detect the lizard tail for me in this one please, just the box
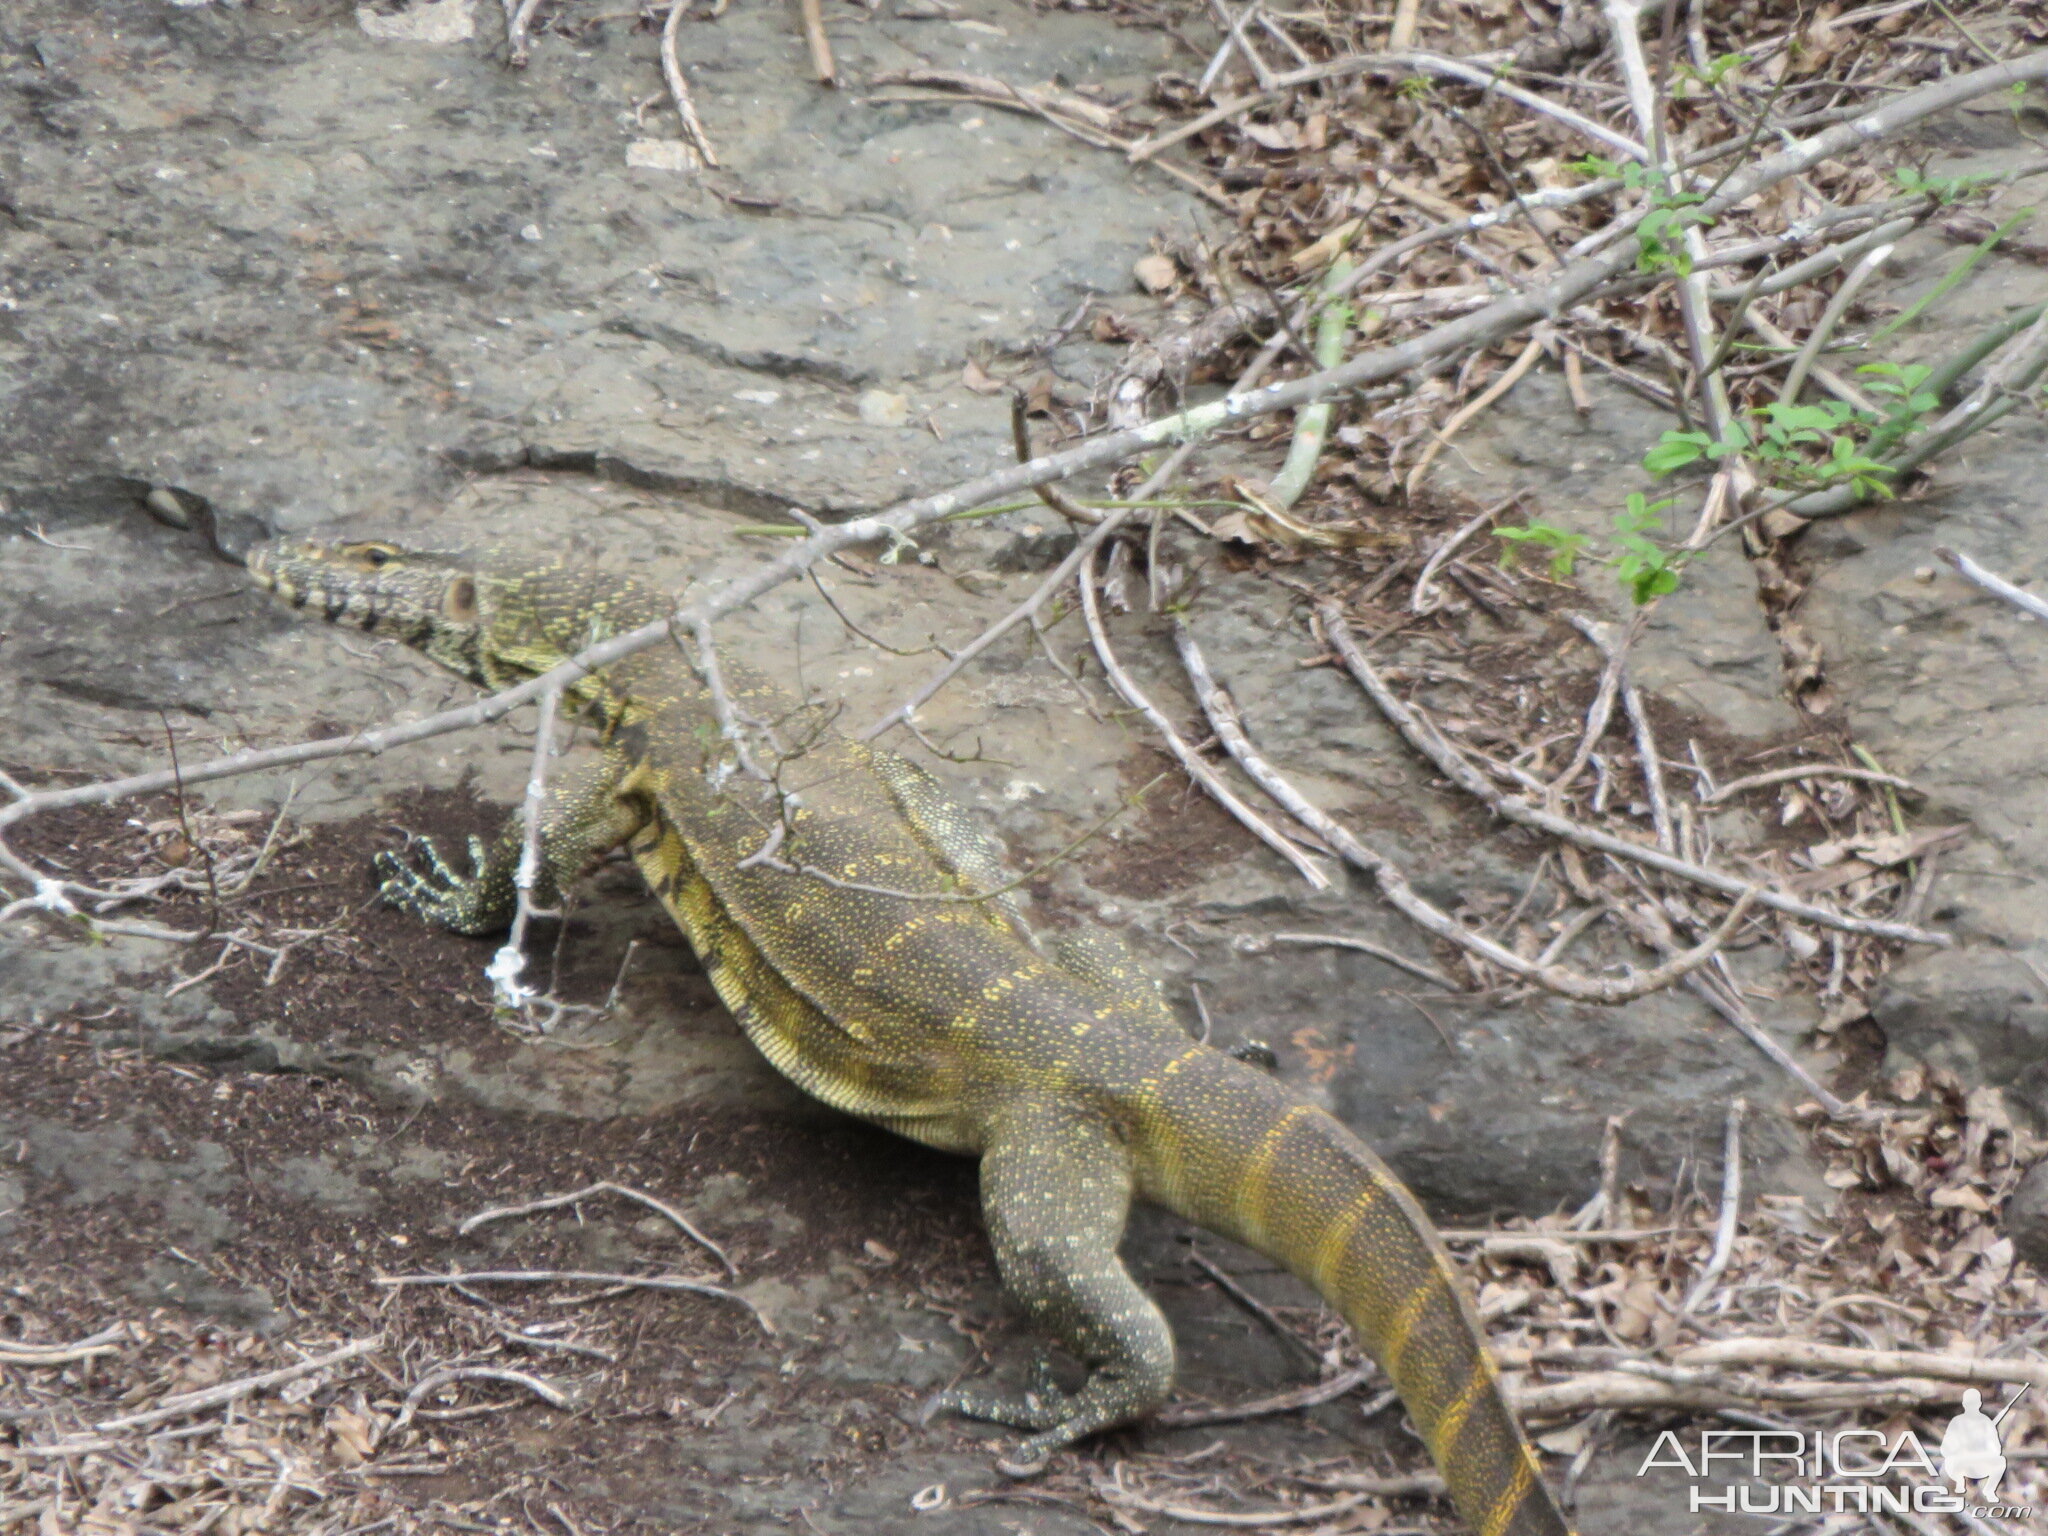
[1132,1049,1572,1536]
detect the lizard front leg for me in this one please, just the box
[926,1100,1175,1476]
[377,750,649,934]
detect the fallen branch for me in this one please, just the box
[95,1337,381,1433]
[1680,1097,1746,1316]
[1175,619,1757,1001]
[1081,551,1334,891]
[1698,762,1918,807]
[375,1270,770,1332]
[659,0,718,168]
[1509,1369,1962,1417]
[392,1366,574,1433]
[1936,546,2048,624]
[455,1181,737,1278]
[1674,1338,2048,1391]
[0,1325,130,1366]
[6,54,2040,921]
[1155,1361,1380,1429]
[1318,606,1947,947]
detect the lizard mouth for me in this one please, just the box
[243,540,319,611]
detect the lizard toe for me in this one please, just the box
[375,847,495,933]
[995,1441,1055,1480]
[920,1384,1069,1434]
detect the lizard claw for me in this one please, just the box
[995,1442,1053,1480]
[919,1383,1067,1434]
[918,1390,1059,1478]
[374,841,502,935]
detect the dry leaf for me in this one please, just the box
[958,357,1003,395]
[1132,252,1179,293]
[326,1406,377,1464]
[1291,217,1363,273]
[1930,1185,1993,1214]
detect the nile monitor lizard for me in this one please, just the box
[247,537,1573,1536]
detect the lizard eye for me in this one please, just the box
[363,546,393,567]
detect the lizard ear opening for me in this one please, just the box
[443,575,478,623]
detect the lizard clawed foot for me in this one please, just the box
[922,1361,1079,1478]
[919,1390,1063,1479]
[917,1368,1073,1441]
[919,1382,1070,1435]
[373,836,506,936]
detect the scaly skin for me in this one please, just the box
[247,538,1574,1536]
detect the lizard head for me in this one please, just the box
[247,537,491,683]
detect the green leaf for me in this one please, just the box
[1644,431,1713,476]
[1613,492,1676,534]
[1496,522,1590,580]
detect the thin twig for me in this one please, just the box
[1936,546,2048,623]
[1680,1097,1746,1316]
[1082,552,1334,891]
[1404,334,1547,496]
[659,0,718,168]
[1777,241,1897,404]
[796,0,836,86]
[1411,497,1515,616]
[375,1271,771,1332]
[1319,606,1947,947]
[1699,763,1917,806]
[393,1366,573,1432]
[860,443,1199,743]
[456,1181,737,1277]
[1155,1361,1381,1428]
[1188,1251,1322,1363]
[1675,1337,2048,1389]
[487,684,563,1012]
[1255,932,1456,989]
[1095,1475,1438,1527]
[0,1325,130,1366]
[95,1337,382,1433]
[1177,618,1757,1001]
[1568,614,1672,852]
[1546,611,1642,809]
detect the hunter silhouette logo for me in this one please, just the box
[1939,1387,2026,1501]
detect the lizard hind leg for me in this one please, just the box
[926,1102,1175,1478]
